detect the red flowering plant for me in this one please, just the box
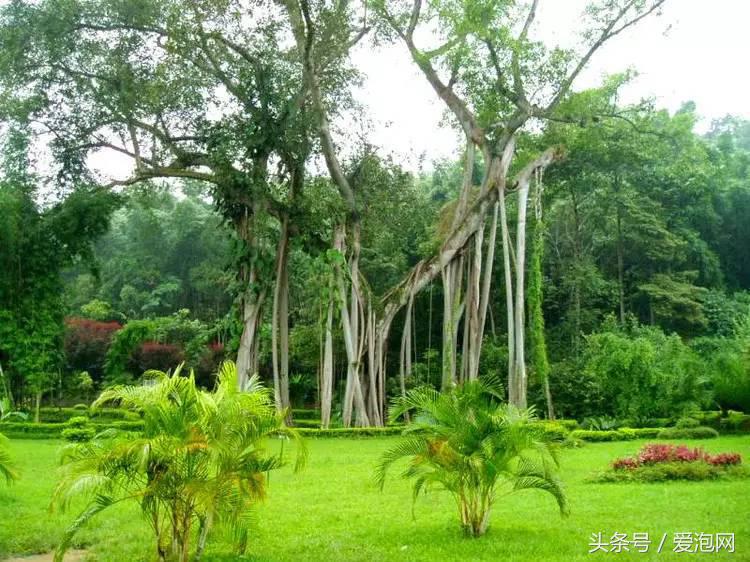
[612,443,742,471]
[708,453,742,466]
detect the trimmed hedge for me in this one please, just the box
[0,422,63,439]
[37,407,140,423]
[538,422,569,441]
[0,420,145,439]
[656,426,719,440]
[291,409,320,421]
[292,419,321,429]
[720,413,750,433]
[62,427,96,442]
[555,419,579,431]
[570,429,632,442]
[569,428,662,442]
[293,426,406,438]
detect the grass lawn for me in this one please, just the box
[1,436,749,561]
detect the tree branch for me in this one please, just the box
[546,0,666,112]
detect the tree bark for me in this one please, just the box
[513,172,531,408]
[272,216,291,416]
[500,183,516,403]
[320,295,334,428]
[334,225,371,427]
[617,202,626,324]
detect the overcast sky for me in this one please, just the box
[79,0,750,179]
[352,0,750,171]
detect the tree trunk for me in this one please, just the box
[334,225,370,427]
[234,212,266,391]
[500,184,516,403]
[399,293,414,416]
[320,295,334,429]
[616,202,626,323]
[513,172,531,409]
[509,149,560,408]
[33,390,42,423]
[272,216,291,417]
[236,282,265,391]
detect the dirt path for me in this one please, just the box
[2,550,88,562]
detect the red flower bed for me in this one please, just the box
[613,443,742,470]
[708,453,742,466]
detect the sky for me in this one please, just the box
[71,1,750,179]
[351,0,750,171]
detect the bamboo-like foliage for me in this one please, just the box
[375,378,568,537]
[52,361,306,562]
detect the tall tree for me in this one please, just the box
[0,126,117,418]
[373,0,667,407]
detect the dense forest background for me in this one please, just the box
[3,101,749,423]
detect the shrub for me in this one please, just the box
[131,341,184,374]
[538,422,569,441]
[61,427,95,442]
[71,404,88,411]
[656,426,719,439]
[612,457,639,470]
[376,379,568,538]
[693,410,722,428]
[66,416,89,429]
[582,322,710,420]
[675,417,700,429]
[596,462,739,483]
[0,432,18,482]
[719,413,750,433]
[631,428,661,438]
[599,443,747,482]
[581,416,618,431]
[555,419,579,431]
[570,429,630,442]
[64,317,122,383]
[708,453,742,466]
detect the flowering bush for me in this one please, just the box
[612,443,742,470]
[131,341,185,373]
[708,453,742,466]
[612,457,639,470]
[64,317,122,381]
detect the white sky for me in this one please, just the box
[76,0,750,179]
[353,0,750,171]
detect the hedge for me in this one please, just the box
[292,419,321,429]
[555,419,579,431]
[569,428,662,442]
[36,407,140,423]
[0,420,145,439]
[291,409,320,421]
[656,426,719,440]
[292,426,407,438]
[0,422,63,439]
[719,413,750,433]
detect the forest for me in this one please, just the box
[0,1,749,561]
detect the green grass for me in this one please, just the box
[1,436,749,561]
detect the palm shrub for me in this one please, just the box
[0,397,20,483]
[375,378,568,537]
[52,361,306,562]
[0,432,18,483]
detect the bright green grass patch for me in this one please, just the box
[1,436,749,561]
